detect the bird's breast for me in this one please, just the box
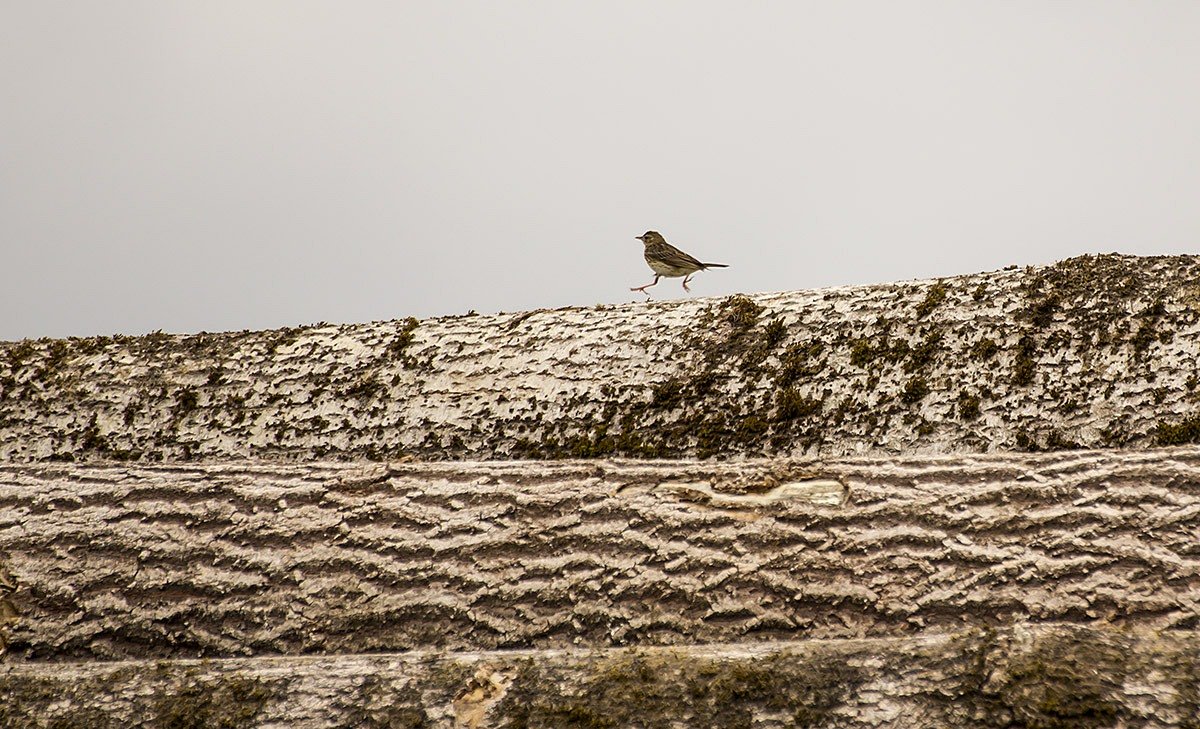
[645,256,691,277]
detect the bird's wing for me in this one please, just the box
[652,242,706,269]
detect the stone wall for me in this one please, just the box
[4,254,1200,727]
[3,450,1198,663]
[3,449,1200,726]
[2,254,1200,463]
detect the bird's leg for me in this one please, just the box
[630,275,661,294]
[682,273,693,292]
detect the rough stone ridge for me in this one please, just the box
[2,626,1198,728]
[6,253,1200,727]
[3,253,1200,463]
[3,449,1199,662]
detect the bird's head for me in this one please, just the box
[636,231,665,245]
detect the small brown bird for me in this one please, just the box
[631,231,728,295]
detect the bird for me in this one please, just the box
[631,231,728,296]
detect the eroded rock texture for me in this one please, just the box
[3,449,1199,662]
[3,254,1200,462]
[2,626,1199,728]
[5,254,1200,727]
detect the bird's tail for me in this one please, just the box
[702,263,729,268]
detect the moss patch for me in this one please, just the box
[901,377,930,405]
[388,317,421,368]
[151,670,275,729]
[773,388,822,422]
[493,649,865,729]
[1155,414,1200,446]
[718,295,764,330]
[1011,335,1037,387]
[991,634,1127,729]
[1131,298,1170,356]
[970,338,999,361]
[915,280,949,318]
[957,392,981,420]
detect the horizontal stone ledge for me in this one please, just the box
[3,448,1200,662]
[2,625,1198,728]
[3,253,1200,463]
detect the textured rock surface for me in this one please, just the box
[3,448,1200,662]
[2,626,1198,728]
[6,254,1200,727]
[3,254,1200,463]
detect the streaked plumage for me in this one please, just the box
[631,231,727,295]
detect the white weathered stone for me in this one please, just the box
[2,254,1199,462]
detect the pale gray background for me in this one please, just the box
[3,2,1199,340]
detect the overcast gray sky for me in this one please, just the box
[3,2,1199,340]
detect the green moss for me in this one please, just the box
[1014,430,1037,451]
[340,675,429,728]
[849,338,875,367]
[1027,292,1061,328]
[43,339,72,369]
[761,318,787,347]
[1100,420,1131,448]
[4,340,37,369]
[915,280,949,318]
[1015,255,1182,359]
[568,425,617,458]
[903,332,943,372]
[775,341,825,386]
[152,671,274,729]
[901,377,929,405]
[697,655,862,727]
[694,414,732,459]
[0,676,104,728]
[79,414,108,452]
[1155,414,1200,446]
[649,378,685,409]
[707,298,789,376]
[718,295,763,330]
[494,649,864,729]
[773,388,822,422]
[971,339,999,360]
[688,370,719,398]
[1012,335,1037,386]
[388,317,421,368]
[850,338,896,368]
[957,392,981,420]
[945,628,1148,729]
[1131,298,1168,355]
[599,298,802,458]
[175,387,199,415]
[734,415,768,443]
[993,635,1126,729]
[1044,430,1079,450]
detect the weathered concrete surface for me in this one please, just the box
[6,255,1200,727]
[3,254,1200,463]
[2,625,1198,728]
[4,449,1200,662]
